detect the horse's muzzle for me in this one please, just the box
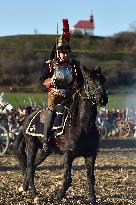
[98,95,108,107]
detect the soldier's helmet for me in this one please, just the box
[48,19,71,60]
[57,35,71,53]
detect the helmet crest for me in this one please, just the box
[57,19,71,52]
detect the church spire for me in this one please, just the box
[90,10,94,23]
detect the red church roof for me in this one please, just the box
[74,20,94,29]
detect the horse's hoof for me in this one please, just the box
[18,185,24,193]
[57,191,65,200]
[89,200,97,205]
[34,196,39,204]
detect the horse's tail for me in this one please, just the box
[13,129,27,174]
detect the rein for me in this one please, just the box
[79,75,101,104]
[84,83,101,99]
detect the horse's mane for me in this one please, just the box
[82,66,106,84]
[70,93,81,127]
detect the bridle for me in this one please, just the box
[78,74,102,105]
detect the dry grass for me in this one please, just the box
[0,148,135,205]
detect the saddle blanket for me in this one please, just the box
[25,106,68,137]
[25,109,45,137]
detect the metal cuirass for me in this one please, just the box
[52,64,74,89]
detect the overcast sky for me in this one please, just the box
[0,0,136,37]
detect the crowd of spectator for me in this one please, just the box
[97,107,136,138]
[97,107,136,124]
[0,105,136,137]
[0,105,37,132]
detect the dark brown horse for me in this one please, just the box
[14,66,108,204]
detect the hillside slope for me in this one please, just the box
[0,32,136,90]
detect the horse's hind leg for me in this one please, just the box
[35,149,51,167]
[23,141,38,198]
[13,130,28,193]
[84,155,97,205]
[13,130,27,175]
[58,150,74,199]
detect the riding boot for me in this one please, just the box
[43,109,56,152]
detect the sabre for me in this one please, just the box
[56,21,59,60]
[54,22,59,81]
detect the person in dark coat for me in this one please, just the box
[39,19,84,152]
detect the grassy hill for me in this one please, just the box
[0,32,136,90]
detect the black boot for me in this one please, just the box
[43,109,56,152]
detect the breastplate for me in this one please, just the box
[52,64,74,89]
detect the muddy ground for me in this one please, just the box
[0,145,136,205]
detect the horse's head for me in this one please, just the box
[82,66,108,107]
[0,92,13,113]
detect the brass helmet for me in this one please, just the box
[57,35,71,53]
[48,19,71,60]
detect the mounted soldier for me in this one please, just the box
[39,19,84,152]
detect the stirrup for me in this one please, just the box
[43,141,49,152]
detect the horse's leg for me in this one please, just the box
[22,167,29,193]
[23,139,37,198]
[14,129,27,175]
[35,149,51,167]
[84,155,97,205]
[58,150,74,199]
[14,130,28,193]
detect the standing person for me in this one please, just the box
[39,19,84,152]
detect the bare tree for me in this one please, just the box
[129,21,136,32]
[34,28,38,35]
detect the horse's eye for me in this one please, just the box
[102,77,106,83]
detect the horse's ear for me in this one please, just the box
[83,65,89,73]
[95,65,101,74]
